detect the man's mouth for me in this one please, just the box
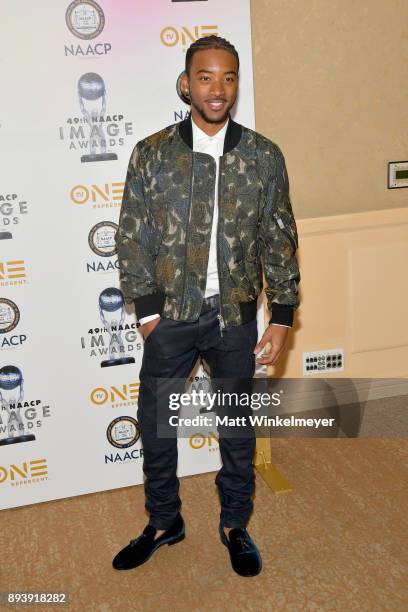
[206,100,226,111]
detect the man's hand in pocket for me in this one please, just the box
[141,317,161,340]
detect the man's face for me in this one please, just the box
[182,48,239,125]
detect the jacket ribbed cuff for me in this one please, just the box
[134,292,166,321]
[268,304,294,327]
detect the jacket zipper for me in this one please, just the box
[273,212,298,252]
[216,156,225,338]
[179,153,194,317]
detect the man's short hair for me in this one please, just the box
[185,35,240,75]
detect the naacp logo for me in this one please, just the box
[0,299,20,335]
[0,299,27,350]
[66,0,105,40]
[88,221,118,257]
[107,416,140,449]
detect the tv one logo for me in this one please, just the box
[0,260,27,286]
[160,25,218,51]
[0,458,48,485]
[90,382,140,406]
[189,431,219,450]
[70,182,124,208]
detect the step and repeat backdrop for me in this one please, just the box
[0,0,259,510]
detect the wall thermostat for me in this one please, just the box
[388,161,408,189]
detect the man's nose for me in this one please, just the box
[209,80,225,97]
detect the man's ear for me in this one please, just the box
[177,70,191,104]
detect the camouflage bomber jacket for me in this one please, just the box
[115,115,300,330]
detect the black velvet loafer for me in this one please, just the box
[112,513,185,570]
[219,525,262,577]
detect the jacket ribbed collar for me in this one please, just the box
[178,113,243,155]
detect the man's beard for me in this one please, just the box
[191,98,235,124]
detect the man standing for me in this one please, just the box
[113,36,300,577]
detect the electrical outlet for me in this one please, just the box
[303,348,344,375]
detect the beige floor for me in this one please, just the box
[1,439,407,612]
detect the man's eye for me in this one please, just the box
[200,76,210,81]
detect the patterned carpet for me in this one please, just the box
[1,438,407,611]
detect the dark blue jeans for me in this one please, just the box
[137,299,258,530]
